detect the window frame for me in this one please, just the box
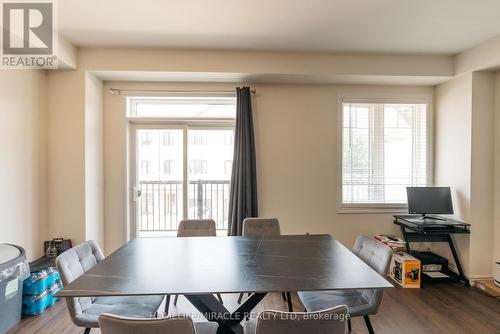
[337,92,434,213]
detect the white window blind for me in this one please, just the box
[342,101,428,206]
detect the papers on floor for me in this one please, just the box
[423,271,449,278]
[374,235,406,252]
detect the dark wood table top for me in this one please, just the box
[56,235,392,298]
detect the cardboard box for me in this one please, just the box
[474,280,500,298]
[389,252,421,288]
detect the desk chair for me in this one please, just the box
[56,241,164,334]
[298,235,392,334]
[174,219,223,306]
[238,217,293,312]
[247,305,348,334]
[98,314,218,334]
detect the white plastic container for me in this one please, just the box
[0,244,29,334]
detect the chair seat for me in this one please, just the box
[74,295,164,328]
[298,290,375,317]
[194,321,219,334]
[244,319,257,334]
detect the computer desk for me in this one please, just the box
[393,215,470,287]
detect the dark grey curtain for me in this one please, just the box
[227,87,258,236]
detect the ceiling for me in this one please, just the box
[59,0,500,55]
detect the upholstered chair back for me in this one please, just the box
[352,235,393,314]
[99,314,197,334]
[242,218,281,237]
[255,305,348,334]
[55,240,105,320]
[177,219,217,237]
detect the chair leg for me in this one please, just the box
[174,294,179,306]
[164,295,171,315]
[216,293,223,304]
[83,328,91,334]
[364,315,375,334]
[237,293,244,304]
[286,292,293,312]
[348,318,352,332]
[281,292,287,301]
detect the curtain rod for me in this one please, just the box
[109,88,256,95]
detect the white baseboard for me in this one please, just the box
[468,276,494,283]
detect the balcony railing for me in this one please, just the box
[138,180,231,232]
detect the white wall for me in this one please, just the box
[434,72,496,278]
[47,69,86,246]
[469,72,495,277]
[43,47,498,275]
[434,74,472,274]
[494,72,500,266]
[102,81,433,254]
[80,48,453,79]
[85,73,104,247]
[46,47,452,251]
[455,35,500,75]
[0,71,47,260]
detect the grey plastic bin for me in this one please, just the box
[0,244,29,334]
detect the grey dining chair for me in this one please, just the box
[241,217,281,237]
[55,240,165,334]
[298,235,393,334]
[174,219,223,306]
[177,219,217,237]
[238,217,293,312]
[98,314,219,334]
[248,305,348,334]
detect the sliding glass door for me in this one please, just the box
[131,125,234,237]
[187,129,233,230]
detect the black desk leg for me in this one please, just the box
[400,226,412,253]
[185,293,267,334]
[447,235,470,287]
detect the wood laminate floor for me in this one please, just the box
[7,282,500,334]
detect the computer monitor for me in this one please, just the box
[406,187,454,216]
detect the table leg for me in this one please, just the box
[400,225,412,253]
[185,292,267,334]
[447,234,470,287]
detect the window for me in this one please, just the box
[131,95,236,235]
[128,96,236,118]
[224,132,234,145]
[141,132,152,145]
[163,193,177,214]
[142,192,153,215]
[341,99,430,209]
[190,132,208,145]
[189,160,208,175]
[163,132,175,146]
[141,160,152,176]
[224,160,232,176]
[163,160,174,175]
